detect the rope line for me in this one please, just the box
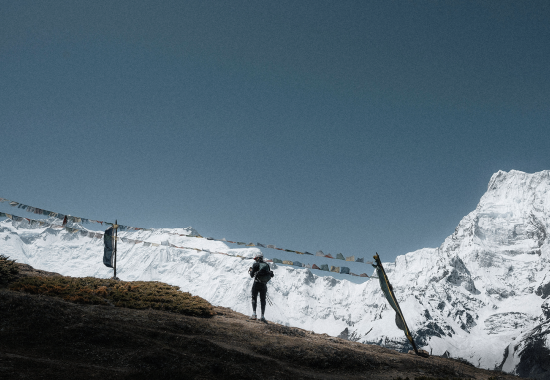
[0,212,371,278]
[0,196,369,265]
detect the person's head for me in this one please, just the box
[254,252,264,262]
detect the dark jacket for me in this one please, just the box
[249,260,263,278]
[249,259,273,283]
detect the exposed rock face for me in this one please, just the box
[2,169,550,375]
[501,319,550,379]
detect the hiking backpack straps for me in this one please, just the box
[255,262,273,284]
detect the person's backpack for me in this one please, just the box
[255,262,274,284]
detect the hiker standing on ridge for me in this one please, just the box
[248,252,274,322]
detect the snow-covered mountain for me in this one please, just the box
[2,169,549,378]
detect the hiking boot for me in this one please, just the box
[260,316,266,322]
[250,314,257,320]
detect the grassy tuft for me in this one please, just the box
[0,255,20,286]
[9,276,215,317]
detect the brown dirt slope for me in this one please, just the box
[0,263,523,380]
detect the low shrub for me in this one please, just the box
[0,255,19,285]
[9,276,215,317]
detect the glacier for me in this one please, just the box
[1,169,550,378]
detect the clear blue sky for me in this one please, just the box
[1,1,549,264]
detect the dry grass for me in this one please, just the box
[9,275,215,317]
[1,262,521,380]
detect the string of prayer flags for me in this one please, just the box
[2,211,374,280]
[1,196,370,266]
[0,213,265,263]
[269,259,366,278]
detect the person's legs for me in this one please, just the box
[251,282,259,319]
[259,284,267,320]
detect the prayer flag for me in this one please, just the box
[304,252,313,255]
[324,254,334,259]
[267,244,276,249]
[330,266,340,273]
[311,264,320,270]
[316,250,324,256]
[103,227,115,268]
[356,258,364,263]
[320,264,329,271]
[340,267,350,274]
[372,253,424,356]
[336,253,345,260]
[293,261,302,267]
[246,243,255,247]
[256,243,266,248]
[346,256,355,262]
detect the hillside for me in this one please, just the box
[2,169,550,377]
[0,262,519,380]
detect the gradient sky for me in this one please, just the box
[1,1,549,264]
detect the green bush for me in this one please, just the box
[10,276,215,317]
[0,255,19,285]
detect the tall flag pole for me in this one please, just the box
[372,253,427,357]
[114,219,118,279]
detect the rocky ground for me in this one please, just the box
[0,264,523,380]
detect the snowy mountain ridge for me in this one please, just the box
[1,169,550,379]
